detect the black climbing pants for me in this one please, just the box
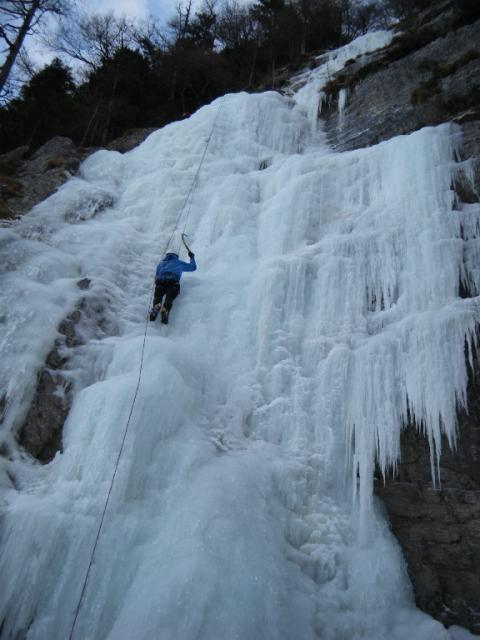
[153,278,180,311]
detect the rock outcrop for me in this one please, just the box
[105,127,156,153]
[17,278,116,464]
[315,0,480,631]
[320,0,480,186]
[377,367,480,632]
[17,335,74,464]
[0,128,157,220]
[0,137,81,220]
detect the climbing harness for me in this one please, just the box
[68,95,226,640]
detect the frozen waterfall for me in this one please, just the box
[0,30,476,640]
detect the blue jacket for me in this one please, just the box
[155,254,197,282]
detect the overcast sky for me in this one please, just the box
[82,0,170,22]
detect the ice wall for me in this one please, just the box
[0,31,474,640]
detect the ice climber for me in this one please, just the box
[149,250,197,324]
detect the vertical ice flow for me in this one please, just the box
[0,30,474,639]
[337,88,347,131]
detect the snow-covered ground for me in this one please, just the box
[1,31,478,639]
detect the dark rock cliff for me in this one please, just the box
[317,0,480,631]
[320,0,480,188]
[376,368,480,632]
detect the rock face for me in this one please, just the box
[105,127,157,153]
[0,145,29,175]
[0,137,81,219]
[321,1,479,137]
[16,279,88,464]
[0,128,157,220]
[17,278,116,464]
[377,370,480,632]
[316,0,480,631]
[320,0,480,187]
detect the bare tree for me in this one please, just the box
[133,17,169,62]
[16,44,38,78]
[186,0,219,50]
[217,0,256,50]
[0,0,67,95]
[167,0,194,42]
[50,10,135,70]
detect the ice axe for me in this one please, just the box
[181,233,194,256]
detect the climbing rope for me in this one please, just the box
[68,95,226,640]
[173,95,226,255]
[67,290,152,640]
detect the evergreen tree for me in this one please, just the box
[0,57,76,151]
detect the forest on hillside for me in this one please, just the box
[0,0,446,153]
